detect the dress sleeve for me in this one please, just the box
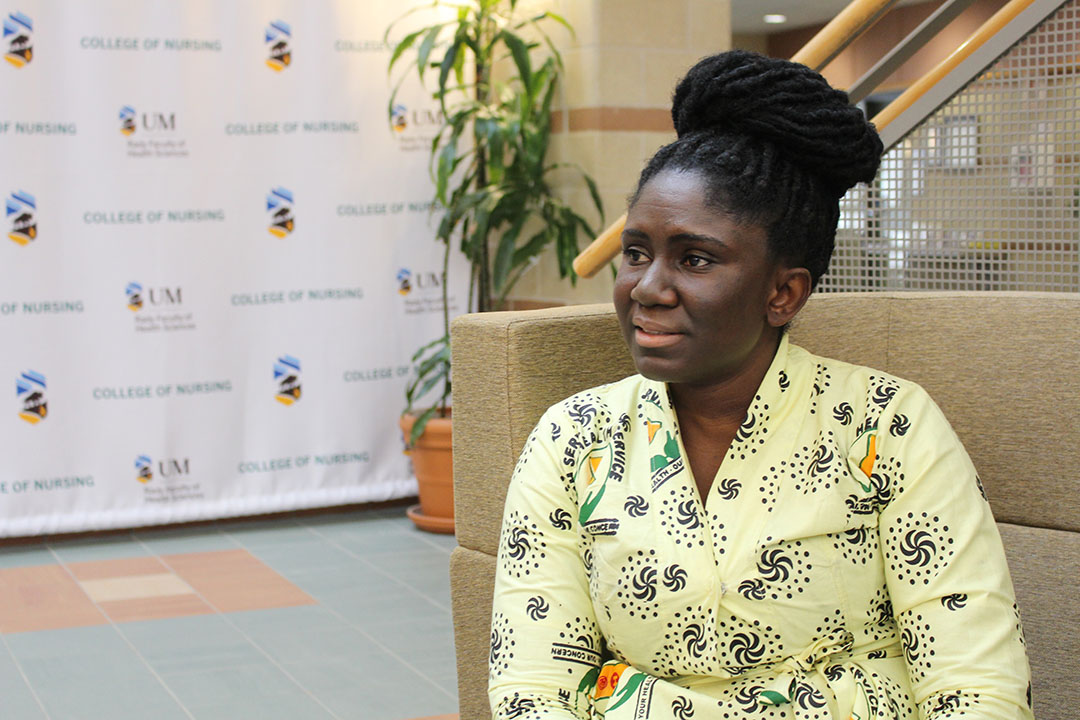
[874,385,1033,720]
[488,409,602,720]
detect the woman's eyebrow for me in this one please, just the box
[670,232,726,248]
[622,227,649,241]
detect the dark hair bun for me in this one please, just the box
[671,50,882,196]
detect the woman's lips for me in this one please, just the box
[634,327,683,348]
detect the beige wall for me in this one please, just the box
[504,0,731,308]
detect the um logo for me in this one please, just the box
[273,355,301,405]
[126,283,182,311]
[265,20,291,71]
[3,12,32,68]
[6,190,36,245]
[136,455,191,483]
[266,187,294,237]
[16,370,46,424]
[119,106,177,135]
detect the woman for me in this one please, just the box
[488,51,1031,720]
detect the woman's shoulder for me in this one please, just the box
[787,342,941,431]
[542,373,654,423]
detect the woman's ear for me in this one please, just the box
[766,266,812,328]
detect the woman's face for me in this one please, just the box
[614,169,782,387]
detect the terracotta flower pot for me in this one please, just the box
[399,412,454,534]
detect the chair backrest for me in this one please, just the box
[449,291,1080,720]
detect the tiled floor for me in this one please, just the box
[0,503,460,720]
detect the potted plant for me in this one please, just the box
[387,0,603,532]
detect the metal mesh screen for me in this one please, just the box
[824,0,1080,292]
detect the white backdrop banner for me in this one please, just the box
[0,1,469,535]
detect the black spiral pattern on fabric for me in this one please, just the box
[632,50,882,287]
[833,402,854,424]
[507,526,530,560]
[757,548,792,582]
[735,685,762,711]
[624,495,649,517]
[526,595,549,621]
[795,683,828,709]
[490,628,503,664]
[663,564,687,591]
[900,530,935,567]
[672,696,695,720]
[808,444,834,476]
[730,632,765,665]
[778,370,790,390]
[890,413,911,436]
[633,566,658,601]
[549,508,572,531]
[901,627,920,663]
[873,385,898,407]
[942,593,968,611]
[504,695,536,719]
[683,623,708,657]
[734,412,757,442]
[568,402,596,426]
[550,422,561,441]
[931,693,961,714]
[844,527,867,545]
[676,499,701,528]
[739,578,766,600]
[716,477,740,500]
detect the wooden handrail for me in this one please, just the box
[792,0,900,70]
[870,0,1040,129]
[572,0,901,279]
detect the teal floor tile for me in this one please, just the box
[47,533,149,564]
[0,642,47,718]
[273,639,455,720]
[134,525,239,555]
[219,518,312,548]
[228,605,369,666]
[244,535,358,578]
[6,625,189,720]
[162,664,335,720]
[314,577,443,626]
[307,518,437,557]
[0,544,56,569]
[118,615,266,675]
[365,548,452,602]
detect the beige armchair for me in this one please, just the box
[449,292,1080,720]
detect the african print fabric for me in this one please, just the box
[489,335,1032,720]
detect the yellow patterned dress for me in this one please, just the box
[489,335,1032,720]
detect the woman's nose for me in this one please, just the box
[629,262,677,306]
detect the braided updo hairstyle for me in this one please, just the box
[632,50,883,287]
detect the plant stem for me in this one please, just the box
[439,226,451,417]
[475,48,490,313]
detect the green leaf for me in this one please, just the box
[512,228,551,268]
[499,30,532,96]
[410,333,450,362]
[416,24,444,84]
[492,214,527,293]
[535,10,573,36]
[387,28,424,74]
[436,136,458,203]
[408,405,440,446]
[437,36,461,105]
[583,172,604,219]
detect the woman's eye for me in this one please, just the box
[623,247,647,263]
[684,254,711,268]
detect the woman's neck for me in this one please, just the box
[667,331,781,501]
